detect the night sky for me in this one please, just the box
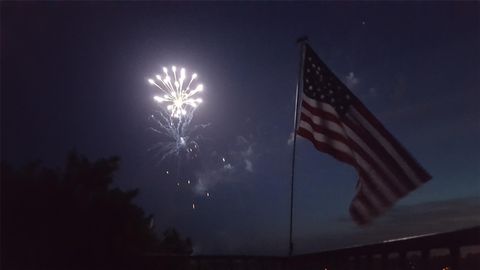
[2,2,479,255]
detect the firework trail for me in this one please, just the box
[147,66,219,210]
[147,66,205,162]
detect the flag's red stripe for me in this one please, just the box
[301,100,343,125]
[299,113,403,198]
[342,115,418,192]
[355,169,392,208]
[350,104,430,186]
[349,203,368,225]
[297,126,392,207]
[299,113,348,143]
[299,110,406,198]
[302,99,417,193]
[353,187,383,216]
[353,101,431,182]
[298,121,394,206]
[302,99,415,190]
[297,127,355,166]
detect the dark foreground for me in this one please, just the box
[2,226,479,269]
[2,156,479,269]
[144,226,480,270]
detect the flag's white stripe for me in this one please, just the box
[298,120,398,203]
[350,198,371,222]
[300,107,346,136]
[349,108,424,187]
[302,95,338,116]
[301,104,411,195]
[344,125,410,194]
[298,121,351,154]
[356,180,388,214]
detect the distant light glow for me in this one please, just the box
[179,137,186,146]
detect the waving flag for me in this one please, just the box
[297,44,431,225]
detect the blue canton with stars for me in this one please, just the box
[303,44,354,115]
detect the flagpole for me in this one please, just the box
[289,36,308,257]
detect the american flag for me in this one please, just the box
[297,44,431,225]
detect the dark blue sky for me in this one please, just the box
[2,2,479,255]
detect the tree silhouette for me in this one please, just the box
[1,151,192,270]
[158,228,193,255]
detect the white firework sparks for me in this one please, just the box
[147,65,208,162]
[146,65,213,209]
[148,112,202,161]
[148,66,203,119]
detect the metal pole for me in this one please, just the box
[289,37,308,257]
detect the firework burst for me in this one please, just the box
[147,66,205,161]
[148,66,203,119]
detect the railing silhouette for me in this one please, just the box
[292,226,480,270]
[144,226,480,270]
